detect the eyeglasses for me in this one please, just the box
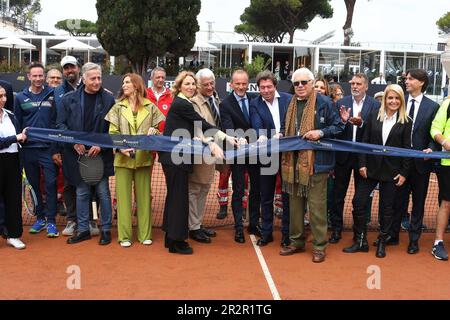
[49,76,62,80]
[293,80,311,87]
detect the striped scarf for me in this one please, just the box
[281,90,317,195]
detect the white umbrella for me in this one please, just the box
[191,40,219,52]
[190,40,219,68]
[0,36,36,66]
[0,36,36,49]
[50,39,95,54]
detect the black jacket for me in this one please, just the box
[159,96,218,172]
[359,109,412,182]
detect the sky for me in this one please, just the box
[36,0,448,46]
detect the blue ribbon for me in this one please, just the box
[27,127,450,160]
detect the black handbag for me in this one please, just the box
[78,154,104,186]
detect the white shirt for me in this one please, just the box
[151,87,165,102]
[0,111,18,153]
[262,91,281,134]
[382,111,398,146]
[352,95,366,142]
[406,94,423,126]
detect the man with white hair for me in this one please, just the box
[279,67,344,263]
[188,68,223,243]
[57,63,115,246]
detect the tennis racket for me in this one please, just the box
[22,169,37,217]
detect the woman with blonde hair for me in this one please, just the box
[105,73,164,247]
[159,71,236,254]
[344,84,412,258]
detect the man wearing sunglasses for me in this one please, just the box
[279,68,344,263]
[330,73,380,246]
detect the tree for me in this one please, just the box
[55,19,97,36]
[96,0,201,76]
[436,11,450,35]
[7,0,41,28]
[343,0,356,46]
[235,0,333,43]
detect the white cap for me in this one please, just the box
[61,56,78,68]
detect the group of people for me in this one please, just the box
[0,57,449,263]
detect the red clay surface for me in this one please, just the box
[1,227,448,300]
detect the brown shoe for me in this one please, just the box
[279,245,305,256]
[312,249,326,263]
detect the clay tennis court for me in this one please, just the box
[1,164,449,300]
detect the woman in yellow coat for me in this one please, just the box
[105,73,164,247]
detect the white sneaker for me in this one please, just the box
[141,239,152,245]
[62,221,77,236]
[120,241,132,247]
[89,221,100,236]
[6,238,26,250]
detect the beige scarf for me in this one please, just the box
[281,90,317,195]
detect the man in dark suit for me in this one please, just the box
[330,73,380,243]
[220,69,261,243]
[249,70,292,247]
[0,80,14,112]
[394,69,439,254]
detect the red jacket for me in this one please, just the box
[146,87,173,132]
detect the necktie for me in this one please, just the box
[241,97,250,123]
[208,96,220,126]
[409,99,415,121]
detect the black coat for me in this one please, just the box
[56,85,115,186]
[335,95,380,166]
[159,96,218,172]
[359,109,412,182]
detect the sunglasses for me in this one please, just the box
[293,80,311,87]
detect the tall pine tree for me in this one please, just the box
[96,0,201,76]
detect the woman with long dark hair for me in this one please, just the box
[0,85,27,249]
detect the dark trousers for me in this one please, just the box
[331,158,362,232]
[260,172,289,238]
[394,168,431,241]
[231,163,260,232]
[352,178,398,238]
[63,179,77,221]
[162,164,189,241]
[23,148,57,222]
[0,153,23,238]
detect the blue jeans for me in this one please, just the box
[76,177,112,233]
[23,148,58,223]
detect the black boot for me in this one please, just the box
[376,237,386,258]
[343,232,369,253]
[168,240,193,254]
[216,205,228,220]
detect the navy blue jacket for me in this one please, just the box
[281,93,345,174]
[57,85,115,186]
[14,85,57,152]
[406,95,440,174]
[249,92,292,138]
[54,79,81,113]
[335,95,380,165]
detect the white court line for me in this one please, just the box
[249,234,281,300]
